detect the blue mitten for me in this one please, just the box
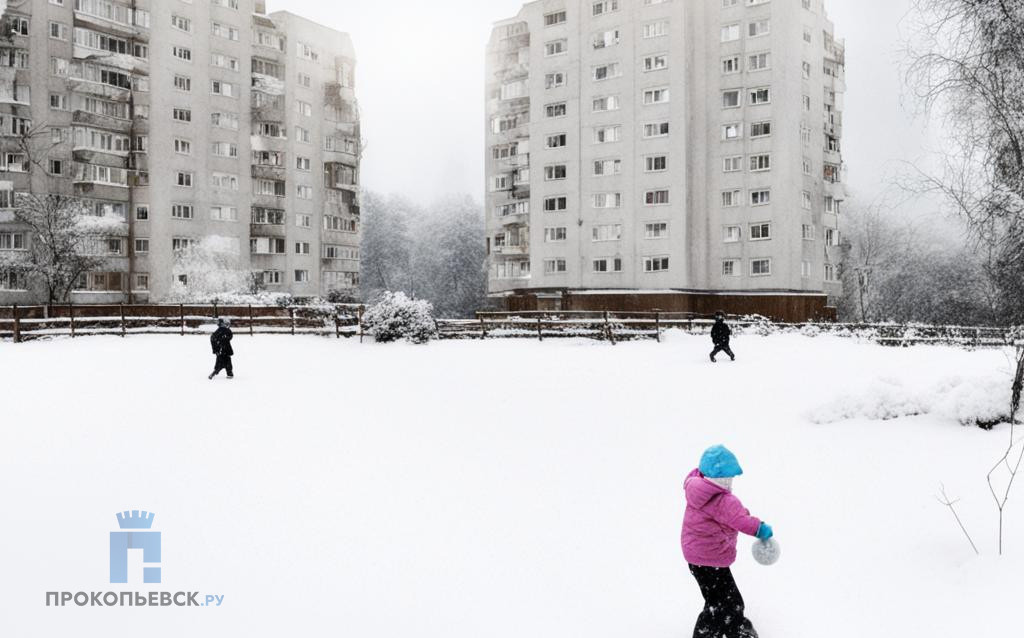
[756,522,774,540]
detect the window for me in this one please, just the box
[593,63,621,81]
[171,204,194,219]
[210,206,238,222]
[250,237,286,255]
[49,159,64,175]
[749,223,771,241]
[295,156,311,170]
[297,185,313,199]
[211,112,239,130]
[592,224,622,241]
[803,28,813,44]
[645,222,669,239]
[134,238,149,254]
[723,156,743,172]
[749,154,771,172]
[801,261,812,278]
[645,189,670,205]
[593,29,620,49]
[724,226,741,243]
[593,0,619,15]
[211,80,235,97]
[750,121,772,138]
[136,205,149,221]
[172,107,192,122]
[722,56,741,74]
[593,95,621,112]
[546,72,566,89]
[644,54,668,72]
[212,141,238,158]
[592,193,622,209]
[749,88,771,105]
[748,53,770,70]
[750,189,771,206]
[594,126,621,144]
[593,258,623,273]
[721,24,740,42]
[722,90,741,108]
[252,207,286,224]
[295,242,311,255]
[296,214,311,228]
[751,259,772,276]
[173,75,191,92]
[825,228,840,246]
[644,122,670,138]
[802,191,812,210]
[546,133,567,149]
[824,263,838,282]
[296,127,311,143]
[544,227,568,242]
[0,232,26,250]
[545,11,567,27]
[748,20,770,37]
[544,259,567,274]
[544,40,567,56]
[211,22,239,41]
[173,46,192,62]
[644,256,670,273]
[296,100,312,117]
[544,196,568,212]
[297,72,312,88]
[171,15,192,33]
[593,159,621,176]
[721,190,741,207]
[51,57,69,76]
[722,123,741,140]
[802,95,812,111]
[642,21,668,38]
[825,196,840,214]
[545,102,567,118]
[722,259,740,277]
[173,138,191,155]
[176,172,193,187]
[645,155,668,172]
[211,53,239,71]
[132,274,149,292]
[294,270,310,283]
[49,93,69,110]
[802,224,815,240]
[211,172,239,191]
[545,164,567,181]
[643,87,670,105]
[49,21,69,41]
[802,61,812,79]
[296,42,320,62]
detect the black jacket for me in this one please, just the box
[711,320,731,345]
[211,326,234,356]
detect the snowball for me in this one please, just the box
[752,538,781,566]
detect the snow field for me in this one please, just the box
[0,332,1019,637]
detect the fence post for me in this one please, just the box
[249,304,254,337]
[604,310,616,345]
[655,311,661,343]
[179,304,185,336]
[119,304,126,337]
[537,316,542,342]
[12,304,20,343]
[212,302,218,319]
[290,307,296,336]
[69,303,75,338]
[358,306,364,343]
[335,310,341,339]
[479,315,487,340]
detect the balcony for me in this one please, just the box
[250,223,286,238]
[71,110,133,133]
[251,164,285,180]
[73,11,148,41]
[492,244,528,257]
[72,148,129,167]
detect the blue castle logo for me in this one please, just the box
[109,510,161,584]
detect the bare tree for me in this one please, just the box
[10,194,115,303]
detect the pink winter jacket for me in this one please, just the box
[681,468,762,568]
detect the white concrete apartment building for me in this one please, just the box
[485,0,845,320]
[0,0,360,304]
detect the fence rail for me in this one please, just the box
[0,306,1016,349]
[0,303,365,342]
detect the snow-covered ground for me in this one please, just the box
[0,332,1020,637]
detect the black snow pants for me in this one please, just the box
[710,342,735,361]
[212,354,233,377]
[688,564,757,638]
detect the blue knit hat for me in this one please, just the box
[699,445,743,478]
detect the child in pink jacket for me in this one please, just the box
[681,445,773,638]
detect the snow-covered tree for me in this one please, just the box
[3,194,118,303]
[362,291,437,344]
[164,236,256,303]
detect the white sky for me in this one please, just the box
[272,0,942,213]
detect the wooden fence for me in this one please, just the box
[0,303,364,342]
[0,306,1016,348]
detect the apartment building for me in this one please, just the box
[485,0,846,320]
[0,0,360,304]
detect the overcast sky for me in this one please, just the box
[271,0,941,213]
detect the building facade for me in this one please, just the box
[485,0,845,319]
[0,0,360,304]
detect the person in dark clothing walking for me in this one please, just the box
[710,312,735,362]
[208,317,234,379]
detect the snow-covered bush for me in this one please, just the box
[800,324,823,338]
[362,291,437,344]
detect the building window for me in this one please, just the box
[645,155,668,172]
[544,164,567,181]
[592,224,622,242]
[802,224,816,240]
[722,56,741,74]
[749,88,771,105]
[642,20,669,38]
[751,259,771,276]
[211,22,239,41]
[748,52,771,70]
[748,20,770,37]
[750,121,771,138]
[721,24,740,42]
[546,72,566,89]
[643,54,668,72]
[722,123,741,140]
[593,29,621,49]
[135,205,149,221]
[749,223,771,241]
[722,90,741,109]
[593,63,621,81]
[750,189,770,206]
[134,238,149,254]
[544,196,568,212]
[722,259,740,277]
[802,191,812,210]
[133,274,149,292]
[49,21,69,41]
[171,204,194,219]
[294,270,309,283]
[592,193,621,209]
[721,190,741,208]
[545,227,568,242]
[644,256,670,273]
[824,263,838,282]
[171,15,192,32]
[545,11,567,27]
[644,190,670,205]
[544,40,567,57]
[724,226,741,243]
[175,172,193,187]
[593,0,620,15]
[173,108,192,122]
[544,259,567,274]
[297,214,311,228]
[749,154,771,172]
[545,102,567,118]
[173,138,191,155]
[593,158,622,176]
[594,126,621,144]
[825,228,840,246]
[723,156,743,172]
[48,159,64,175]
[211,80,235,97]
[643,87,670,105]
[592,258,623,274]
[172,46,192,62]
[645,222,668,239]
[593,95,620,112]
[210,206,238,222]
[295,242,311,255]
[173,75,191,92]
[546,133,567,149]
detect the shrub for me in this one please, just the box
[363,291,437,344]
